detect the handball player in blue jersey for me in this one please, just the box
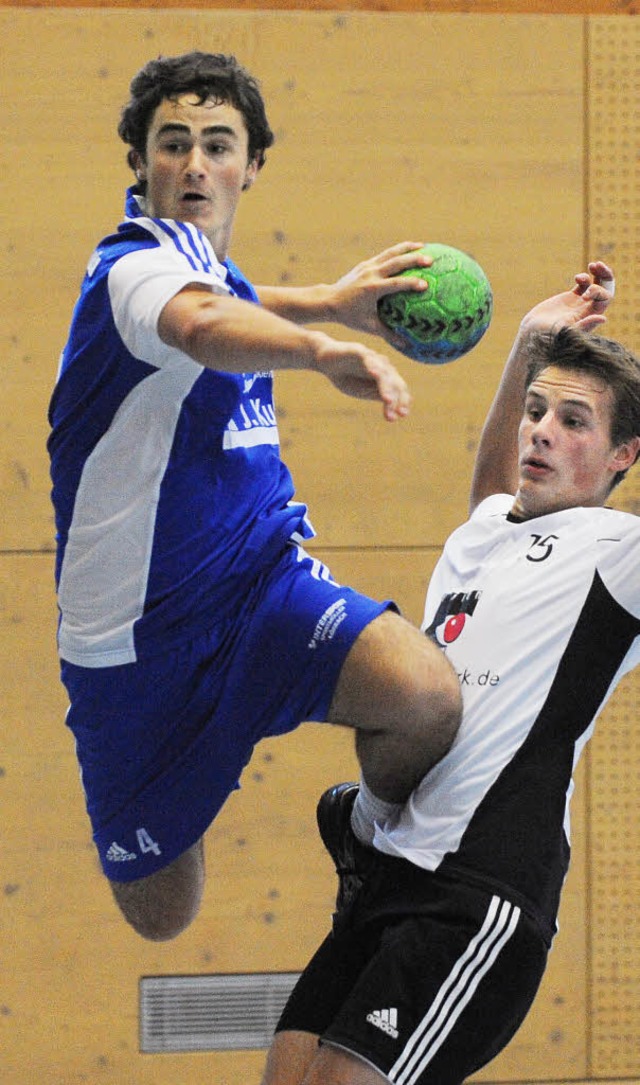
[47,52,462,941]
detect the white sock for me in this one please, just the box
[351,777,401,846]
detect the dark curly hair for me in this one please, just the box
[526,325,640,489]
[118,51,275,177]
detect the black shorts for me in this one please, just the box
[277,857,549,1085]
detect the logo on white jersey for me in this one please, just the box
[106,842,137,863]
[367,1007,399,1038]
[425,590,481,647]
[526,533,559,562]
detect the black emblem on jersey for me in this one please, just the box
[425,590,481,647]
[526,533,559,562]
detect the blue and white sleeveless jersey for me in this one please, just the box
[375,495,640,933]
[48,188,313,667]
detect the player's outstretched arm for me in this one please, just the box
[255,242,432,344]
[469,262,615,513]
[158,284,411,422]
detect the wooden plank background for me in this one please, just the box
[0,0,638,12]
[1,6,638,1084]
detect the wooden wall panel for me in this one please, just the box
[586,16,640,1077]
[1,0,637,12]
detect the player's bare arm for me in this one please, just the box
[254,242,432,340]
[469,263,615,513]
[158,284,411,421]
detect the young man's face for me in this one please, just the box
[512,364,635,519]
[136,94,259,259]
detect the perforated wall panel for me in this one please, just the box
[587,19,640,1075]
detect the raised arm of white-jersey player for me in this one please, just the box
[469,262,615,514]
[157,284,411,422]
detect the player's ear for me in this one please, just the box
[242,158,259,192]
[131,150,147,183]
[610,435,640,473]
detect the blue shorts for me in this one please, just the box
[61,543,392,882]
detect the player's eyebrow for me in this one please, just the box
[526,388,595,414]
[525,390,549,409]
[155,122,237,139]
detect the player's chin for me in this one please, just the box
[516,485,559,520]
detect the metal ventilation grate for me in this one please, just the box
[140,971,301,1052]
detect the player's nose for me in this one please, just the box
[531,414,554,444]
[184,146,207,178]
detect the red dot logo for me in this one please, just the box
[443,613,466,643]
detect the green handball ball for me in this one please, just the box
[377,243,493,364]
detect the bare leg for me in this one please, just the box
[262,1032,388,1085]
[108,836,205,941]
[261,1031,320,1085]
[328,609,461,802]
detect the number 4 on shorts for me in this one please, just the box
[136,827,161,856]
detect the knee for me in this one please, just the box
[415,642,462,752]
[436,650,463,722]
[137,917,196,942]
[378,635,462,778]
[108,842,205,941]
[433,658,463,753]
[119,899,201,942]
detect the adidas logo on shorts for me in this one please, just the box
[366,1007,399,1039]
[106,841,137,863]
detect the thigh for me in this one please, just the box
[227,543,393,737]
[262,1031,321,1085]
[264,1033,388,1085]
[327,608,461,777]
[328,608,458,731]
[303,1045,389,1085]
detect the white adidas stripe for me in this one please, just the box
[390,895,521,1085]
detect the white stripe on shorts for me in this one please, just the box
[389,895,521,1085]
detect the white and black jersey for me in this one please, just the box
[374,494,640,937]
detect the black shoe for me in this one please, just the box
[316,782,374,929]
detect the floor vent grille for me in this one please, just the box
[140,971,300,1052]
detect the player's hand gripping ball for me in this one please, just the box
[378,243,493,364]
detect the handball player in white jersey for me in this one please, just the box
[48,52,463,942]
[263,264,640,1085]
